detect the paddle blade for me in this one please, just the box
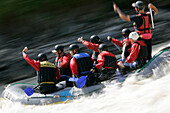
[24,87,34,96]
[76,76,87,88]
[68,77,78,82]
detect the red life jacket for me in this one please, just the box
[134,13,151,34]
[55,53,72,76]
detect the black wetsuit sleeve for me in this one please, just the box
[130,15,139,22]
[129,15,143,28]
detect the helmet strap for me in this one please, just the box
[137,8,140,13]
[57,50,61,59]
[73,50,77,55]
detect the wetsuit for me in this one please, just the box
[23,54,60,94]
[111,37,131,58]
[82,40,100,64]
[55,53,72,87]
[94,51,117,82]
[120,40,148,75]
[130,11,154,60]
[70,53,97,86]
[55,53,72,76]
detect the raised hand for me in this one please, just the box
[107,36,112,41]
[77,36,83,42]
[113,2,118,12]
[123,41,129,46]
[23,47,28,53]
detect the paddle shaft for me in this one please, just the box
[150,8,154,29]
[113,43,122,52]
[122,44,126,61]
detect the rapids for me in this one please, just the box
[0,42,169,113]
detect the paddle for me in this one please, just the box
[76,76,88,88]
[150,8,154,29]
[24,85,39,96]
[108,36,121,52]
[68,76,87,88]
[68,72,92,88]
[113,43,121,52]
[121,43,126,61]
[68,76,86,88]
[68,77,78,82]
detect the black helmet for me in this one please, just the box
[98,44,108,51]
[90,35,100,43]
[69,44,79,51]
[52,45,64,53]
[122,28,131,38]
[132,1,145,10]
[38,53,47,61]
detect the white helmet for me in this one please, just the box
[129,32,139,41]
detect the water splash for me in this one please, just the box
[0,62,170,113]
[0,42,169,113]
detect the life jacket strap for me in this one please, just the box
[135,27,150,31]
[40,82,55,85]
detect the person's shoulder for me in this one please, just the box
[130,14,141,21]
[64,53,71,58]
[70,57,75,62]
[106,51,115,56]
[123,38,129,41]
[137,40,146,46]
[101,51,110,55]
[132,42,139,46]
[73,53,90,59]
[101,51,116,57]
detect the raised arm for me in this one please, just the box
[113,2,131,22]
[22,47,40,71]
[148,3,158,15]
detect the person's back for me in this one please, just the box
[69,44,97,86]
[118,32,148,75]
[132,12,151,34]
[108,28,131,59]
[132,40,148,68]
[71,52,93,77]
[52,45,73,87]
[96,51,117,70]
[23,47,60,94]
[38,61,57,83]
[78,35,102,64]
[92,44,117,82]
[38,61,58,94]
[113,1,158,60]
[52,45,72,76]
[55,53,72,76]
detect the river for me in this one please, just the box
[0,41,169,113]
[0,1,170,112]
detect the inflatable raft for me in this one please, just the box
[136,46,170,80]
[2,82,105,105]
[2,46,169,105]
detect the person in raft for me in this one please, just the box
[118,32,148,75]
[113,1,158,60]
[22,47,60,94]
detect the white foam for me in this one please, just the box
[0,42,169,113]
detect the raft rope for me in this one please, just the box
[136,48,169,73]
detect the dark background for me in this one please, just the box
[0,0,169,83]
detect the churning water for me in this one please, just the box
[0,42,169,113]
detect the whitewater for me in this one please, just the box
[0,41,169,113]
